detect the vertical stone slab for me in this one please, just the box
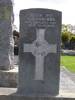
[0,0,14,70]
[18,9,62,96]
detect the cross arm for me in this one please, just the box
[23,44,33,53]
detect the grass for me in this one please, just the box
[61,55,75,73]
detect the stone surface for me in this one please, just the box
[23,28,57,80]
[18,8,61,96]
[0,64,75,99]
[0,0,14,6]
[0,88,75,100]
[0,56,18,87]
[0,0,14,70]
[0,65,18,87]
[60,67,75,93]
[0,56,75,99]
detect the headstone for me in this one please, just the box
[0,0,14,70]
[18,8,61,96]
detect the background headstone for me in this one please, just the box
[0,0,14,70]
[18,8,61,96]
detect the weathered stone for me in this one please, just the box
[0,88,75,100]
[18,8,61,96]
[0,66,18,87]
[0,0,14,70]
[0,0,14,5]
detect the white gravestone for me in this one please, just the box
[24,28,57,80]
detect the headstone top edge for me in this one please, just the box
[0,0,13,5]
[20,8,62,15]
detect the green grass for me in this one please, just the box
[61,55,75,73]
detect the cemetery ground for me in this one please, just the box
[61,55,75,72]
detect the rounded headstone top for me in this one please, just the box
[20,8,62,28]
[20,8,61,15]
[0,0,14,5]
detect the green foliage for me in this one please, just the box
[62,24,68,32]
[61,31,70,44]
[61,24,74,49]
[70,35,75,42]
[69,35,75,49]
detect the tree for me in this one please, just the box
[61,24,71,49]
[70,35,75,49]
[61,32,70,43]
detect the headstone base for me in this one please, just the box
[0,88,75,100]
[0,66,18,87]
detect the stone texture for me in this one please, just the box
[0,65,18,87]
[0,88,75,100]
[0,65,75,99]
[0,0,14,70]
[0,0,13,5]
[18,8,61,96]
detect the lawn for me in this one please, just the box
[61,55,75,73]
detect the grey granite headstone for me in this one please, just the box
[18,8,61,96]
[0,0,14,70]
